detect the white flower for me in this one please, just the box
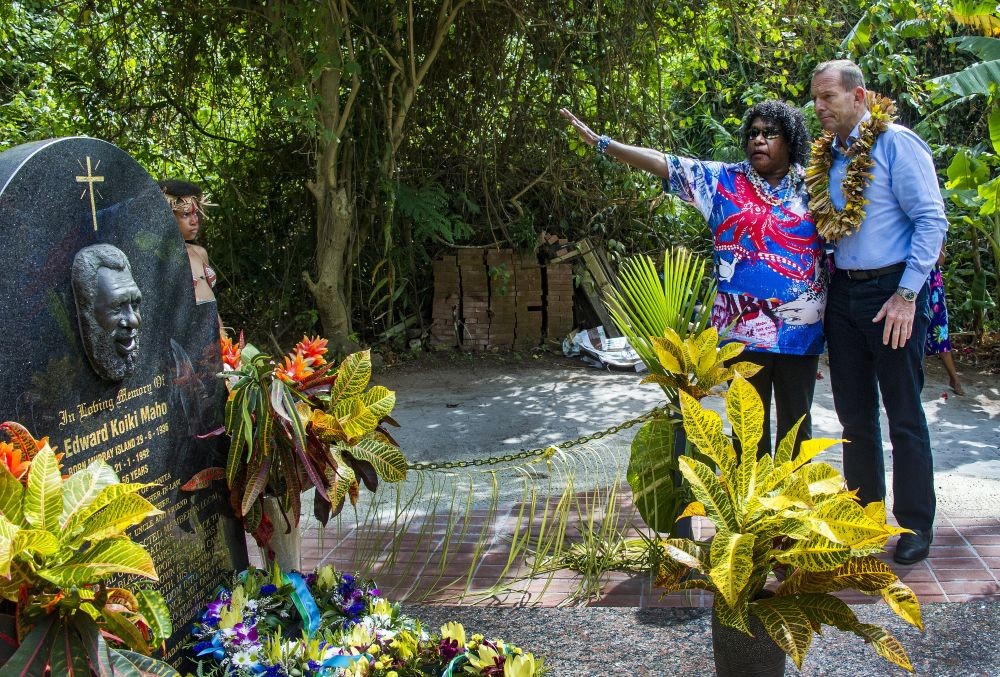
[232,650,255,667]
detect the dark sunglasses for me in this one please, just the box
[746,126,782,141]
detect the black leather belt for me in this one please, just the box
[836,262,906,280]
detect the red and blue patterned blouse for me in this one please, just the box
[664,156,827,356]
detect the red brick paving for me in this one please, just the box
[248,489,1000,607]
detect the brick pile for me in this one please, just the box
[546,261,575,342]
[458,249,489,352]
[428,246,580,352]
[429,255,460,348]
[513,252,543,351]
[486,249,516,350]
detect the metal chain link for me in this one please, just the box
[406,404,672,471]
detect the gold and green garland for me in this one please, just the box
[805,92,896,242]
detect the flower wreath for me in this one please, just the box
[188,565,543,676]
[805,92,896,242]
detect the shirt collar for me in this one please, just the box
[837,111,871,150]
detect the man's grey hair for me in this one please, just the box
[71,244,132,310]
[812,59,866,91]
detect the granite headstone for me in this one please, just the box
[0,137,248,661]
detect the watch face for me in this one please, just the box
[897,287,917,301]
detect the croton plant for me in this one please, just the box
[0,421,176,675]
[184,334,409,553]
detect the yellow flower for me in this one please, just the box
[390,630,417,660]
[371,598,393,617]
[465,643,503,673]
[346,624,374,649]
[440,621,466,648]
[344,659,369,677]
[316,565,337,589]
[504,652,538,677]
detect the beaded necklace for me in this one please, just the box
[744,164,802,207]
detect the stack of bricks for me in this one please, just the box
[546,261,575,342]
[486,249,515,350]
[458,249,490,351]
[513,252,543,351]
[429,255,461,349]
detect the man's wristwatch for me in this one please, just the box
[895,287,917,302]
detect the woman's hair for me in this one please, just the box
[158,178,202,199]
[158,178,213,215]
[740,100,811,166]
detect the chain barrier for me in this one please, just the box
[405,403,672,472]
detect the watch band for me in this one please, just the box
[895,286,917,302]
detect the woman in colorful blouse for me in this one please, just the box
[560,101,827,456]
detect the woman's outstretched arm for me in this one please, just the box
[559,108,669,179]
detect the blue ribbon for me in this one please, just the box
[321,654,357,669]
[284,571,322,636]
[441,654,466,677]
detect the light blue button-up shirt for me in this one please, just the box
[829,112,948,292]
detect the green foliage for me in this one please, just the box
[396,181,475,247]
[0,427,175,675]
[649,379,920,672]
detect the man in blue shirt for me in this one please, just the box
[809,59,947,565]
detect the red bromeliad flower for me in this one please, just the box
[275,351,314,385]
[220,332,243,370]
[0,441,31,481]
[294,335,329,367]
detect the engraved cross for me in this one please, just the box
[76,156,104,231]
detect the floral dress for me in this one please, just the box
[925,265,951,355]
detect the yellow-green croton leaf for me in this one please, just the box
[801,463,845,497]
[751,596,814,668]
[75,493,162,543]
[881,579,923,630]
[329,350,372,405]
[775,555,898,596]
[650,335,683,374]
[660,538,706,571]
[60,460,120,530]
[775,533,851,571]
[677,501,707,519]
[345,437,407,483]
[359,385,395,421]
[0,463,23,525]
[709,530,756,608]
[714,596,751,635]
[801,498,891,547]
[678,456,738,533]
[679,390,735,479]
[727,376,763,459]
[853,623,913,672]
[23,444,61,532]
[38,537,157,587]
[773,416,804,466]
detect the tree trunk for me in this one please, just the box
[304,182,358,356]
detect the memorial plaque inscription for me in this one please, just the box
[0,137,247,660]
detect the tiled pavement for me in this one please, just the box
[248,488,1000,608]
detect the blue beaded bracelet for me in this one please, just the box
[596,135,612,154]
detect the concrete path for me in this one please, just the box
[376,352,1000,518]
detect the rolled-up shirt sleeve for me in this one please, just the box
[889,131,949,292]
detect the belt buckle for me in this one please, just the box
[845,269,857,280]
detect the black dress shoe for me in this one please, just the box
[894,530,932,565]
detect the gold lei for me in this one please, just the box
[805,92,896,242]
